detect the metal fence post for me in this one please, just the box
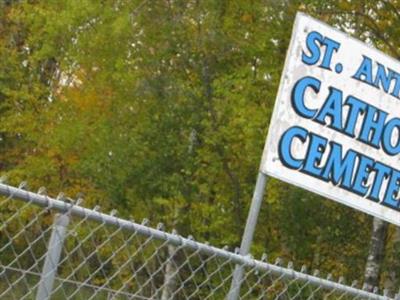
[228,171,268,300]
[36,213,70,300]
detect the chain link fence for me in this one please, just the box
[0,181,395,299]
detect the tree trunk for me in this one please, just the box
[161,244,177,300]
[384,226,400,297]
[363,217,388,292]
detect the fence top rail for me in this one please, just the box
[0,182,393,300]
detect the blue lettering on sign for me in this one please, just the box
[358,105,388,149]
[278,126,308,169]
[382,118,400,155]
[369,162,391,202]
[302,133,328,177]
[275,29,400,214]
[320,142,356,190]
[302,31,341,70]
[314,87,343,131]
[302,31,323,66]
[290,75,400,154]
[382,169,400,209]
[291,76,320,118]
[352,56,374,85]
[343,96,367,137]
[278,127,400,211]
[353,55,400,99]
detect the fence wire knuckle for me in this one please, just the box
[0,182,392,299]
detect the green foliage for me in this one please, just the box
[1,0,400,286]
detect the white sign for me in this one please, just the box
[262,13,400,226]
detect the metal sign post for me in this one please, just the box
[228,171,268,300]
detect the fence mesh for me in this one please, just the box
[0,181,395,299]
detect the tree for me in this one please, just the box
[1,0,399,292]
